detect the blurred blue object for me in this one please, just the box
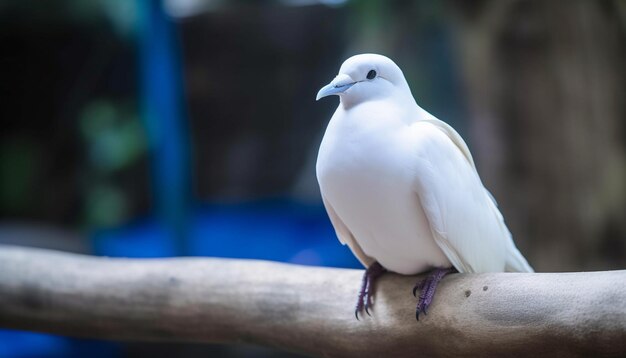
[92,216,178,258]
[93,198,361,269]
[0,330,120,358]
[137,0,192,255]
[0,330,68,358]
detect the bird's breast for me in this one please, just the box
[317,111,451,274]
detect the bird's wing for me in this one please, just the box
[423,119,500,208]
[412,121,508,273]
[322,195,376,268]
[421,118,476,169]
[419,119,533,272]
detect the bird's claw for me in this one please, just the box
[413,268,453,322]
[355,301,372,319]
[415,303,429,321]
[354,262,386,321]
[412,279,425,297]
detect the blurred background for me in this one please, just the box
[0,0,625,357]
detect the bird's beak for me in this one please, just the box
[316,73,356,101]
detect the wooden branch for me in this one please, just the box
[0,245,624,357]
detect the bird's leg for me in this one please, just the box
[364,262,386,316]
[355,261,386,320]
[413,267,454,320]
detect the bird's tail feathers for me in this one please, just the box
[487,192,534,273]
[505,244,534,273]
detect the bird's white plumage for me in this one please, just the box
[316,54,533,275]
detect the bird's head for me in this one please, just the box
[316,54,411,108]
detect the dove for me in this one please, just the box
[315,54,533,320]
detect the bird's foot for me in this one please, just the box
[355,261,386,320]
[413,267,454,320]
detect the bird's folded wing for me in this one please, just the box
[412,122,507,273]
[322,196,375,268]
[421,118,476,170]
[422,119,534,273]
[423,119,502,208]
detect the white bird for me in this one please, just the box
[315,54,533,320]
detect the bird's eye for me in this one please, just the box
[366,70,377,80]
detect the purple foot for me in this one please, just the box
[355,262,386,320]
[413,267,454,320]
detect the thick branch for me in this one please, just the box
[0,245,624,357]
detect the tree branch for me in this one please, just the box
[0,245,624,357]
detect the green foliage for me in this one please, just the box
[80,100,146,173]
[80,99,146,228]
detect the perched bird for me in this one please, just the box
[315,54,533,320]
